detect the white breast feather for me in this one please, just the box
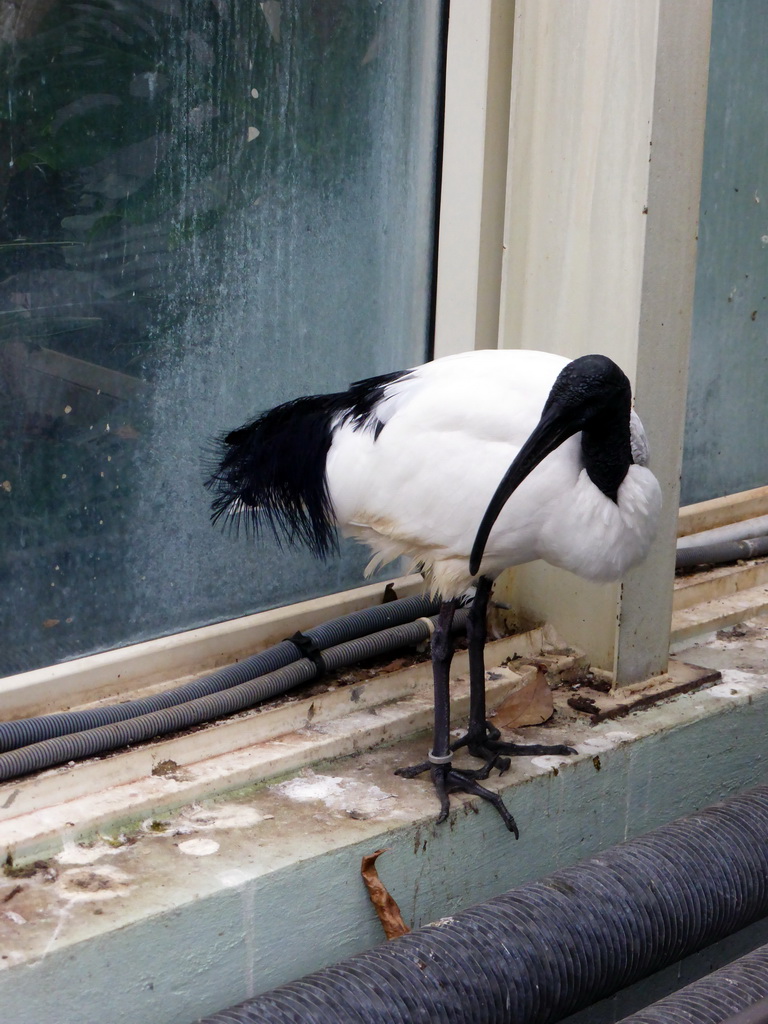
[324,349,660,598]
[538,466,662,582]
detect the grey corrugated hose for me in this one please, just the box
[194,786,768,1024]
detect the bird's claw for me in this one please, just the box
[450,734,512,774]
[453,721,577,761]
[395,759,519,836]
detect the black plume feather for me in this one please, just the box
[205,370,408,560]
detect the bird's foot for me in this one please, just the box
[395,757,519,837]
[452,721,577,773]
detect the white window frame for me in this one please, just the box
[0,0,713,729]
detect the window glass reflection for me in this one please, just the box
[0,0,444,675]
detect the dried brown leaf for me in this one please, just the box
[361,849,410,940]
[493,670,554,729]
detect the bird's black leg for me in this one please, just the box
[453,576,508,767]
[395,598,519,836]
[452,575,577,765]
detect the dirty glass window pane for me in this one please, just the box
[681,0,768,504]
[0,0,445,676]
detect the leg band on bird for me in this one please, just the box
[428,751,453,765]
[395,595,520,836]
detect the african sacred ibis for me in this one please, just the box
[207,349,661,835]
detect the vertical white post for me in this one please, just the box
[495,0,712,681]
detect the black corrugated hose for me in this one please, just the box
[193,785,768,1024]
[0,595,460,783]
[616,942,768,1023]
[0,593,440,753]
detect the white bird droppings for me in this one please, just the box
[577,730,635,755]
[178,804,270,831]
[56,840,123,866]
[3,910,27,926]
[530,755,573,770]
[178,838,220,857]
[272,770,395,817]
[705,675,757,699]
[274,772,346,803]
[142,803,272,837]
[57,865,133,902]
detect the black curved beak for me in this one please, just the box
[469,401,582,577]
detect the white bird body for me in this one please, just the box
[325,349,661,597]
[209,347,663,834]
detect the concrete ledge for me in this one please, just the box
[1,623,767,1024]
[0,629,554,862]
[672,580,768,642]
